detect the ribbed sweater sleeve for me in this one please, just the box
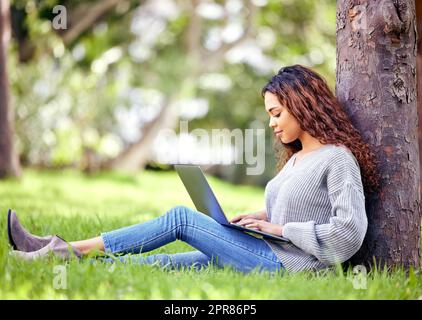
[281,148,368,266]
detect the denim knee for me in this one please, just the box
[169,205,191,214]
[166,205,196,225]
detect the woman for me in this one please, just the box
[7,65,380,274]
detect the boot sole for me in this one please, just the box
[7,209,18,250]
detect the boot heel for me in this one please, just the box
[7,209,17,250]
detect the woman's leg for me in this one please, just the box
[98,205,283,273]
[71,238,211,271]
[99,250,211,271]
[70,237,104,255]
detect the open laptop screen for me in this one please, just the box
[174,164,229,225]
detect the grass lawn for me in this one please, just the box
[0,169,421,299]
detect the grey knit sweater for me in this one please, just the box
[263,144,367,273]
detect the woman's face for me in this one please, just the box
[264,91,303,143]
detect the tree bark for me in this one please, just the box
[336,0,420,271]
[0,0,20,178]
[416,0,422,214]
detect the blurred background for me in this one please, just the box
[4,0,336,186]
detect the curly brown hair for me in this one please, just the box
[262,65,380,197]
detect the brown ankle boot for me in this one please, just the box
[10,235,83,261]
[7,209,53,252]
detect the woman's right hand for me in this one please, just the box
[229,214,255,224]
[229,211,267,223]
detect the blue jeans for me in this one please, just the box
[100,205,284,274]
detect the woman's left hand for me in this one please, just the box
[236,218,283,237]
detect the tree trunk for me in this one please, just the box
[336,0,420,271]
[0,0,20,178]
[104,95,180,171]
[61,0,121,44]
[416,0,422,214]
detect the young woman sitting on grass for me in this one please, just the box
[7,65,380,274]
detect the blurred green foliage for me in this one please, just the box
[8,0,337,182]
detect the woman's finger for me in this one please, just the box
[238,218,253,226]
[229,216,240,223]
[246,222,258,228]
[230,214,247,223]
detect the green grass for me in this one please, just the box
[0,169,421,299]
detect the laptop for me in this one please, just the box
[174,164,290,243]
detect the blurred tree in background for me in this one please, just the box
[6,0,336,185]
[0,0,21,178]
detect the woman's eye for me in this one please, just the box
[274,113,281,118]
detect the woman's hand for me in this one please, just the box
[230,213,260,223]
[229,210,268,223]
[235,218,283,237]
